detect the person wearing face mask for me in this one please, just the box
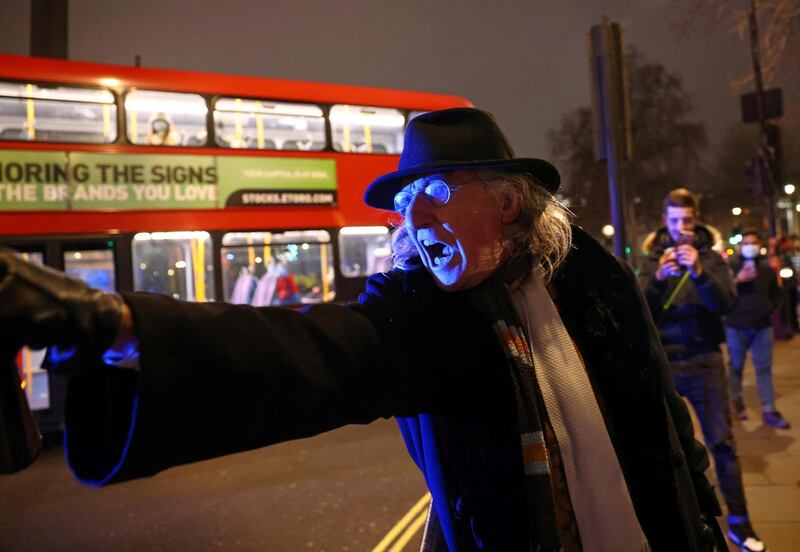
[725,231,788,429]
[0,109,727,551]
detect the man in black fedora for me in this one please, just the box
[1,108,723,551]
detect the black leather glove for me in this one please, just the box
[0,248,124,371]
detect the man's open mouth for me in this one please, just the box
[421,238,454,266]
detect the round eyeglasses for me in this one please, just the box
[393,179,454,215]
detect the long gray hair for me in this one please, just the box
[390,169,573,282]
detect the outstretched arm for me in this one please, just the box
[0,250,400,485]
[65,293,392,486]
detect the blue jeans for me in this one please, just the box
[671,351,749,518]
[726,326,775,409]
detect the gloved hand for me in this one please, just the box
[0,248,124,371]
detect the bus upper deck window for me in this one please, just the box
[125,90,208,147]
[213,98,325,151]
[132,231,215,302]
[329,105,404,154]
[0,80,117,144]
[221,230,334,306]
[338,226,391,278]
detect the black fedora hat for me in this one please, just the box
[364,107,560,210]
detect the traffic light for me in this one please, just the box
[744,123,783,198]
[765,123,783,188]
[745,155,769,196]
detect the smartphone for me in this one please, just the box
[676,231,694,246]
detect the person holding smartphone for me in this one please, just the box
[725,230,789,429]
[639,189,767,552]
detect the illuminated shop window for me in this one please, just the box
[13,252,49,410]
[338,226,391,277]
[330,104,404,154]
[125,90,208,146]
[0,80,117,144]
[221,230,334,306]
[132,231,215,301]
[213,98,325,151]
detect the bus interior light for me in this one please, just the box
[339,226,389,235]
[125,97,208,116]
[134,231,211,241]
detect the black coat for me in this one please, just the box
[725,256,782,330]
[63,227,721,551]
[639,226,737,360]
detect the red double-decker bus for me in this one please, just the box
[0,53,470,429]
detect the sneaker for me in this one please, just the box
[763,410,791,429]
[727,522,766,552]
[733,398,748,420]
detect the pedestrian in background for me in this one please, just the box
[639,188,766,552]
[726,230,790,429]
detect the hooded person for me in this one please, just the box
[0,108,724,551]
[145,111,181,146]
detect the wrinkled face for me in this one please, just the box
[664,206,697,243]
[398,171,517,291]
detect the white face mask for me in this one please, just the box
[741,244,760,259]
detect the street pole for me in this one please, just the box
[589,18,631,261]
[30,0,68,59]
[748,0,778,237]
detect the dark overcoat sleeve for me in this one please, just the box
[64,274,409,486]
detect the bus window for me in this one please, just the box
[125,90,207,147]
[221,230,334,306]
[213,98,325,151]
[13,252,49,411]
[330,105,404,154]
[0,80,116,143]
[338,226,391,277]
[64,249,116,292]
[132,231,215,301]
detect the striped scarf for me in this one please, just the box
[466,254,564,551]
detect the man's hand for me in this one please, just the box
[0,248,124,371]
[656,249,682,281]
[735,263,757,283]
[675,244,703,278]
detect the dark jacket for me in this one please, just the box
[639,226,737,361]
[725,256,782,330]
[62,227,721,551]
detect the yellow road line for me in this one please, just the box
[388,509,428,552]
[371,493,431,552]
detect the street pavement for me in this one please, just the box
[719,335,800,552]
[0,418,428,552]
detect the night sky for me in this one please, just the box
[1,0,752,164]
